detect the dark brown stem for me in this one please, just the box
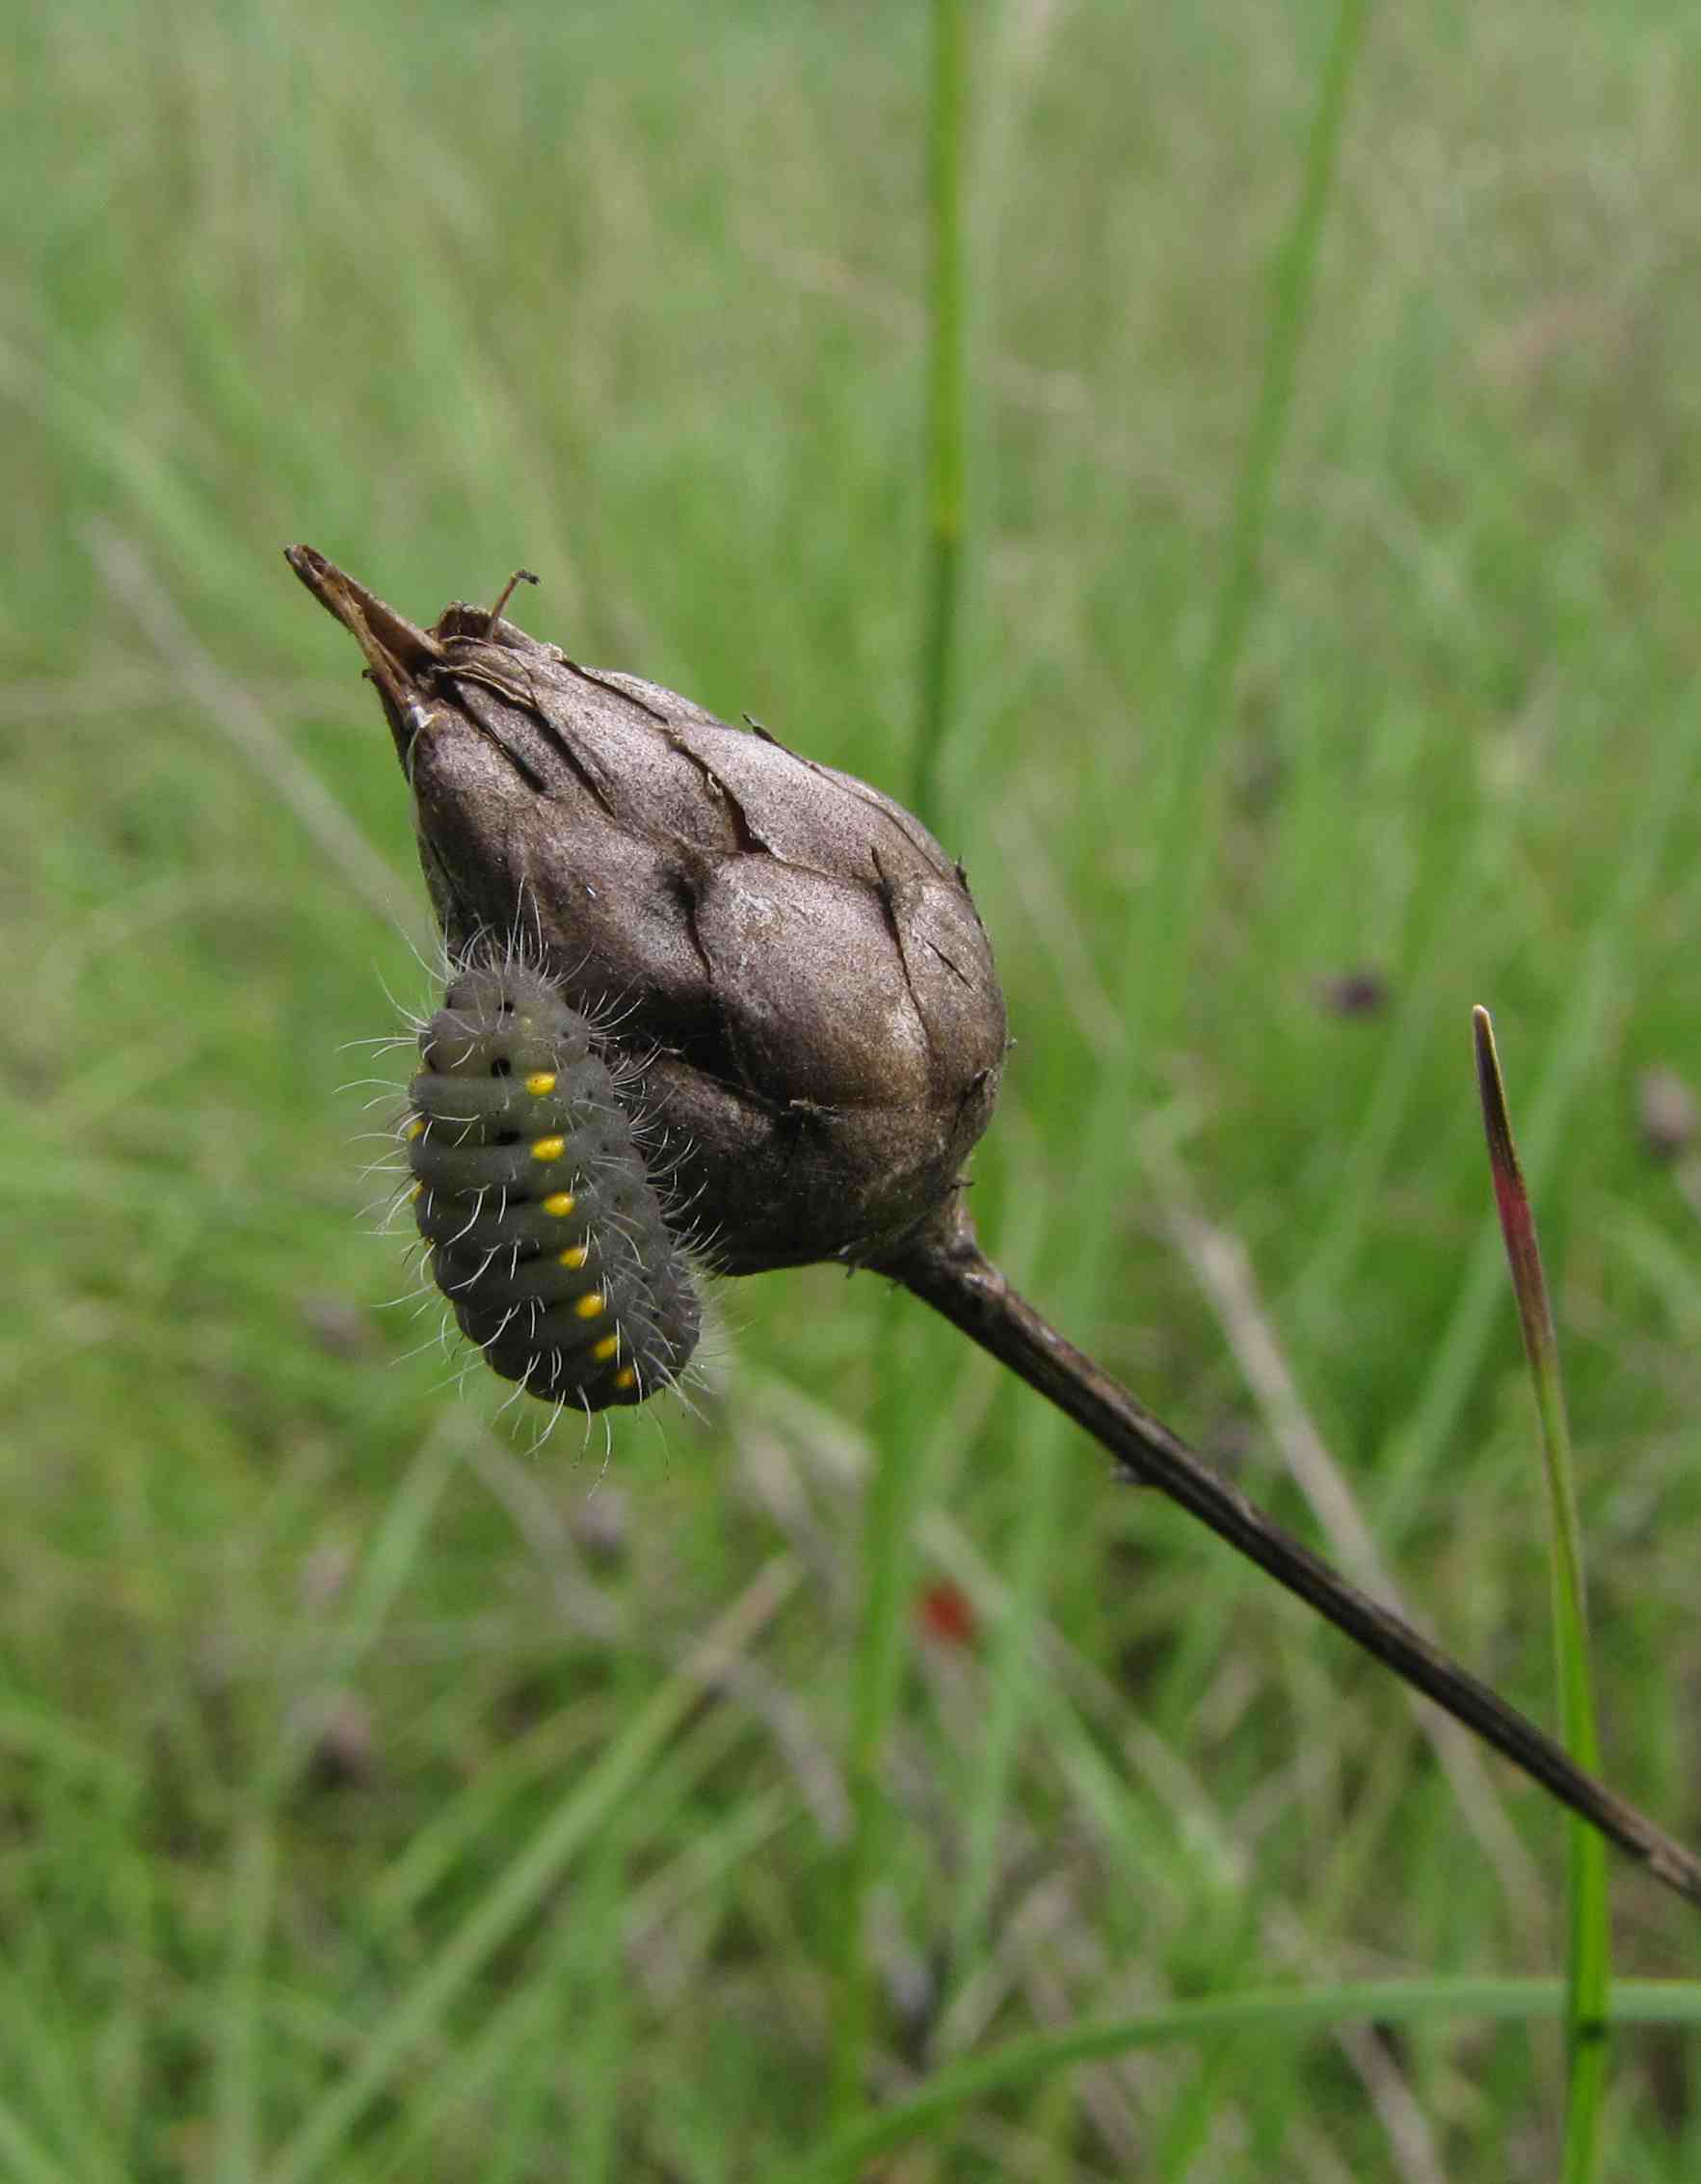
[880,1196,1701,1911]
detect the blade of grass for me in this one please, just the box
[780,1977,1701,2184]
[266,1556,801,2184]
[1474,1005,1610,2180]
[911,0,967,839]
[828,0,970,2123]
[1130,0,1371,1045]
[560,1630,643,2184]
[0,2091,74,2184]
[0,1954,122,2184]
[372,1738,800,2179]
[218,1418,467,2181]
[90,524,421,942]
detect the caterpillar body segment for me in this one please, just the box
[405,965,701,1412]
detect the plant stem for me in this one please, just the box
[1474,1005,1609,2177]
[912,0,967,837]
[779,1977,1701,2184]
[1130,0,1369,1050]
[827,0,970,2116]
[880,1197,1701,1910]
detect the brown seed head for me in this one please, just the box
[286,546,1007,1273]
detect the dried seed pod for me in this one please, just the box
[289,546,1007,1274]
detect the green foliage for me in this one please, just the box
[4,0,1701,2175]
[1475,1008,1610,2179]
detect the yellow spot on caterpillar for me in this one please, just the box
[614,1367,637,1391]
[542,1191,577,1216]
[404,1117,425,1141]
[557,1245,589,1269]
[530,1135,567,1162]
[592,1335,620,1362]
[524,1071,557,1097]
[409,1182,424,1202]
[574,1292,606,1320]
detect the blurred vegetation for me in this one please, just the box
[5,0,1701,2176]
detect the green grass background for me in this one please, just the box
[6,0,1701,2175]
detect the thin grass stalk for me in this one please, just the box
[1474,1006,1610,2179]
[946,0,1371,2007]
[1129,0,1370,1047]
[780,1976,1701,2184]
[0,2103,68,2184]
[912,0,967,837]
[827,0,970,2122]
[563,1629,642,2184]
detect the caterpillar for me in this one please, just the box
[402,961,701,1413]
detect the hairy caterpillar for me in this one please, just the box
[402,961,701,1412]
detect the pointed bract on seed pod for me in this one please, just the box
[287,546,1008,1276]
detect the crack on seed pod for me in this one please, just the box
[662,737,783,861]
[559,657,674,724]
[419,669,548,788]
